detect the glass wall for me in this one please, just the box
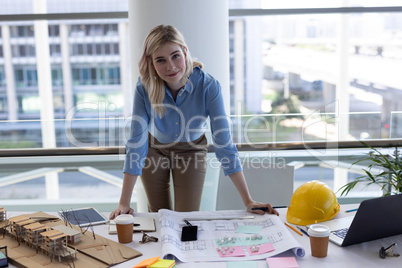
[0,0,401,208]
[229,10,402,143]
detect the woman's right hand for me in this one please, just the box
[109,204,134,220]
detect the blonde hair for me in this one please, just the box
[138,25,203,117]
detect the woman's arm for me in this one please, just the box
[112,79,149,220]
[229,170,279,216]
[109,173,138,219]
[202,73,278,216]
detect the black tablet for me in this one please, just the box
[58,207,108,227]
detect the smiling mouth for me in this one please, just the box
[168,71,180,77]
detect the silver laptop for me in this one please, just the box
[307,194,402,247]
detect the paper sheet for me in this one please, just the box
[157,209,305,262]
[266,256,299,268]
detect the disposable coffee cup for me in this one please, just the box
[307,224,330,258]
[115,214,134,244]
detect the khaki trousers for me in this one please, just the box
[140,134,208,212]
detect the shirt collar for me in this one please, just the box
[164,66,201,95]
[185,66,201,95]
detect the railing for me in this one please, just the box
[0,138,401,157]
[1,6,402,22]
[0,139,399,212]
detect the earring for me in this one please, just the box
[153,75,156,80]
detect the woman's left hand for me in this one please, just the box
[246,201,279,216]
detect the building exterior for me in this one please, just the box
[0,1,129,149]
[1,20,127,148]
[0,0,264,149]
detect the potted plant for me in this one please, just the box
[339,142,402,197]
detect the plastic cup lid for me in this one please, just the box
[308,224,330,237]
[115,214,134,224]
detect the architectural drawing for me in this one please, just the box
[157,209,305,262]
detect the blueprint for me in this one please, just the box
[158,209,305,262]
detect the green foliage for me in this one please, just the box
[263,91,278,101]
[270,94,304,119]
[339,142,402,196]
[0,141,40,149]
[294,44,333,52]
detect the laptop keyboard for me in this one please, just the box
[332,228,349,239]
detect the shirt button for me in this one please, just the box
[176,122,178,124]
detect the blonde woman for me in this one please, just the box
[110,25,278,219]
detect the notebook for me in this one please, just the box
[109,216,156,234]
[307,194,402,247]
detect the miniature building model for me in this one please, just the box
[0,208,6,222]
[24,222,48,247]
[0,209,142,267]
[8,215,35,238]
[4,213,78,262]
[41,229,76,262]
[52,225,81,244]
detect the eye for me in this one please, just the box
[155,59,165,64]
[172,54,180,59]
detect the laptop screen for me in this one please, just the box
[343,194,402,246]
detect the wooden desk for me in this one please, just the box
[4,205,402,268]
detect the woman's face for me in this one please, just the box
[152,42,187,90]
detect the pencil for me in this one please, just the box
[297,226,309,237]
[285,222,303,236]
[345,208,358,213]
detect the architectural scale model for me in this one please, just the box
[3,211,78,263]
[0,207,9,267]
[0,208,6,222]
[0,208,142,268]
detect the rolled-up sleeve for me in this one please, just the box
[123,80,150,175]
[205,79,242,176]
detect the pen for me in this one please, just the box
[251,206,287,211]
[251,207,269,211]
[297,226,309,237]
[345,208,358,213]
[285,222,303,236]
[109,220,140,226]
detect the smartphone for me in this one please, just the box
[181,225,198,241]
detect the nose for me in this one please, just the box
[166,59,175,71]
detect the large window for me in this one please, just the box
[10,25,35,37]
[228,6,402,144]
[0,68,5,87]
[2,1,400,150]
[71,42,119,56]
[0,1,401,207]
[51,66,63,86]
[70,24,118,37]
[72,65,121,85]
[14,66,38,87]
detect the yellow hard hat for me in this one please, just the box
[287,180,340,226]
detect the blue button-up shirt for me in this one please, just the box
[123,67,242,176]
